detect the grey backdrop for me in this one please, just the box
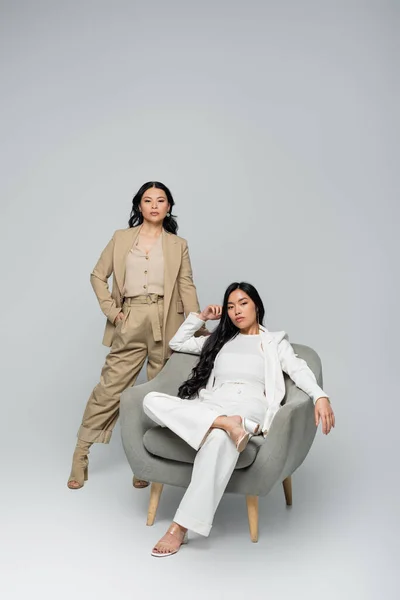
[0,1,398,599]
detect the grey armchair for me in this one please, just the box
[120,344,323,542]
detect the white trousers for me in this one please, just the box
[143,383,267,536]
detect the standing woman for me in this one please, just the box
[67,181,203,490]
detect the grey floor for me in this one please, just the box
[2,425,397,600]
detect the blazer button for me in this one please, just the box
[143,285,147,289]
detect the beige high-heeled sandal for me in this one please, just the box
[67,440,91,489]
[151,525,189,558]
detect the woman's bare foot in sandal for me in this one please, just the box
[212,415,250,452]
[151,522,188,557]
[68,479,82,489]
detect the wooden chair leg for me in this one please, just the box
[246,495,259,543]
[282,476,292,506]
[146,482,164,526]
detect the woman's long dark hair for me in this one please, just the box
[178,282,265,399]
[128,181,178,234]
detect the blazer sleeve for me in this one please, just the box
[169,313,208,354]
[277,335,328,403]
[90,233,121,325]
[177,241,202,316]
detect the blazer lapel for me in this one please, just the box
[113,227,140,294]
[162,230,181,319]
[260,328,277,403]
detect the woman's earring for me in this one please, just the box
[167,212,171,217]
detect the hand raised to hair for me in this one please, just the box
[198,305,223,321]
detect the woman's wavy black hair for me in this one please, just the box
[128,181,178,234]
[178,282,265,399]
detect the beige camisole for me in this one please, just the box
[123,233,164,297]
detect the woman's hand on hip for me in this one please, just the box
[315,397,335,435]
[114,312,124,324]
[199,305,223,321]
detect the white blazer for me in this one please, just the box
[169,313,328,434]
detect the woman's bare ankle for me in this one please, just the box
[212,415,242,433]
[169,522,187,538]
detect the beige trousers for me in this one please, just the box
[78,295,165,443]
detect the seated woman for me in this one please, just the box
[143,281,334,557]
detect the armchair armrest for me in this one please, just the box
[227,381,317,496]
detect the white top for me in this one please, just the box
[169,313,328,433]
[213,333,265,394]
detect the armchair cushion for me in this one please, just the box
[143,426,266,469]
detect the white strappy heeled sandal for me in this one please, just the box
[151,529,189,558]
[229,417,261,453]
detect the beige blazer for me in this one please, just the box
[169,313,328,433]
[90,227,202,359]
